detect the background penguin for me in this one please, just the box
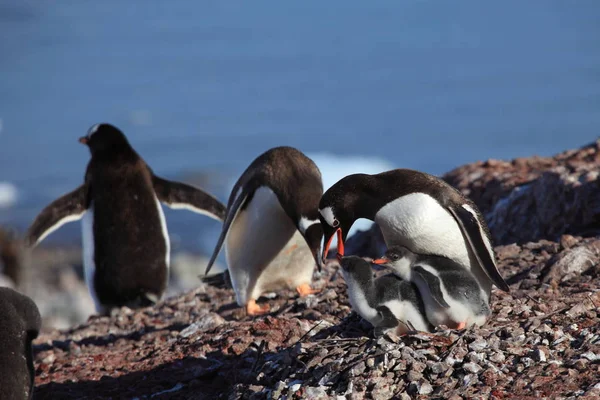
[318,169,510,303]
[25,123,226,314]
[374,245,491,329]
[0,287,41,400]
[339,255,431,334]
[204,146,324,316]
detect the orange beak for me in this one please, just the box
[322,228,345,262]
[336,253,343,263]
[372,257,389,265]
[79,137,89,144]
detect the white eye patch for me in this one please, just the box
[318,206,336,227]
[298,216,320,234]
[87,123,101,138]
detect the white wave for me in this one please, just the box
[0,182,18,209]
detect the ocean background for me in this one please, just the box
[1,0,599,255]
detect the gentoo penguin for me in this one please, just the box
[339,255,431,334]
[0,287,41,400]
[25,123,226,314]
[204,146,324,316]
[318,169,510,303]
[373,246,491,329]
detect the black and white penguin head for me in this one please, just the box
[375,246,411,263]
[372,245,415,280]
[339,255,374,285]
[318,174,369,261]
[79,123,132,154]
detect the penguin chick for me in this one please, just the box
[374,246,491,329]
[204,147,324,316]
[0,287,41,400]
[339,255,431,334]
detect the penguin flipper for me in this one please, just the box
[376,305,400,328]
[203,187,251,276]
[413,266,451,308]
[152,175,226,221]
[448,205,510,292]
[25,184,89,247]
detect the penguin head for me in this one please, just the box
[372,245,414,280]
[79,123,132,154]
[374,246,410,264]
[318,177,365,262]
[339,255,374,284]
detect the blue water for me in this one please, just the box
[1,1,599,253]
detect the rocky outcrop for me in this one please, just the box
[444,139,600,245]
[33,141,600,399]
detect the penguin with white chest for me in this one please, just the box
[339,255,431,335]
[0,287,41,400]
[204,146,324,316]
[318,169,510,304]
[26,124,226,314]
[373,245,491,330]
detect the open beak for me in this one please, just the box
[322,228,345,262]
[336,253,343,263]
[372,257,389,265]
[79,136,89,144]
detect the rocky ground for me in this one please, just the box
[22,140,600,398]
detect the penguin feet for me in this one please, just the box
[246,299,271,316]
[296,283,320,296]
[455,321,467,330]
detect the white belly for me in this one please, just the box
[375,193,469,263]
[81,205,101,313]
[374,193,491,297]
[225,187,315,305]
[383,299,431,333]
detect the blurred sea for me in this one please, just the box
[1,1,599,254]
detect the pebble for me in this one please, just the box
[532,348,547,362]
[462,363,482,374]
[522,357,534,368]
[468,339,488,352]
[407,370,423,382]
[581,352,600,362]
[489,352,505,363]
[430,362,450,375]
[419,381,433,395]
[304,386,328,399]
[270,381,286,399]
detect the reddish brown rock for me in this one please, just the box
[444,139,600,245]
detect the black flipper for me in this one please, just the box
[448,205,510,292]
[376,305,400,329]
[25,184,89,247]
[203,187,252,276]
[152,175,226,221]
[413,266,451,308]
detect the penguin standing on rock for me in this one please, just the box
[339,255,431,335]
[204,146,324,316]
[373,246,491,330]
[318,169,510,303]
[0,287,41,400]
[26,124,226,314]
